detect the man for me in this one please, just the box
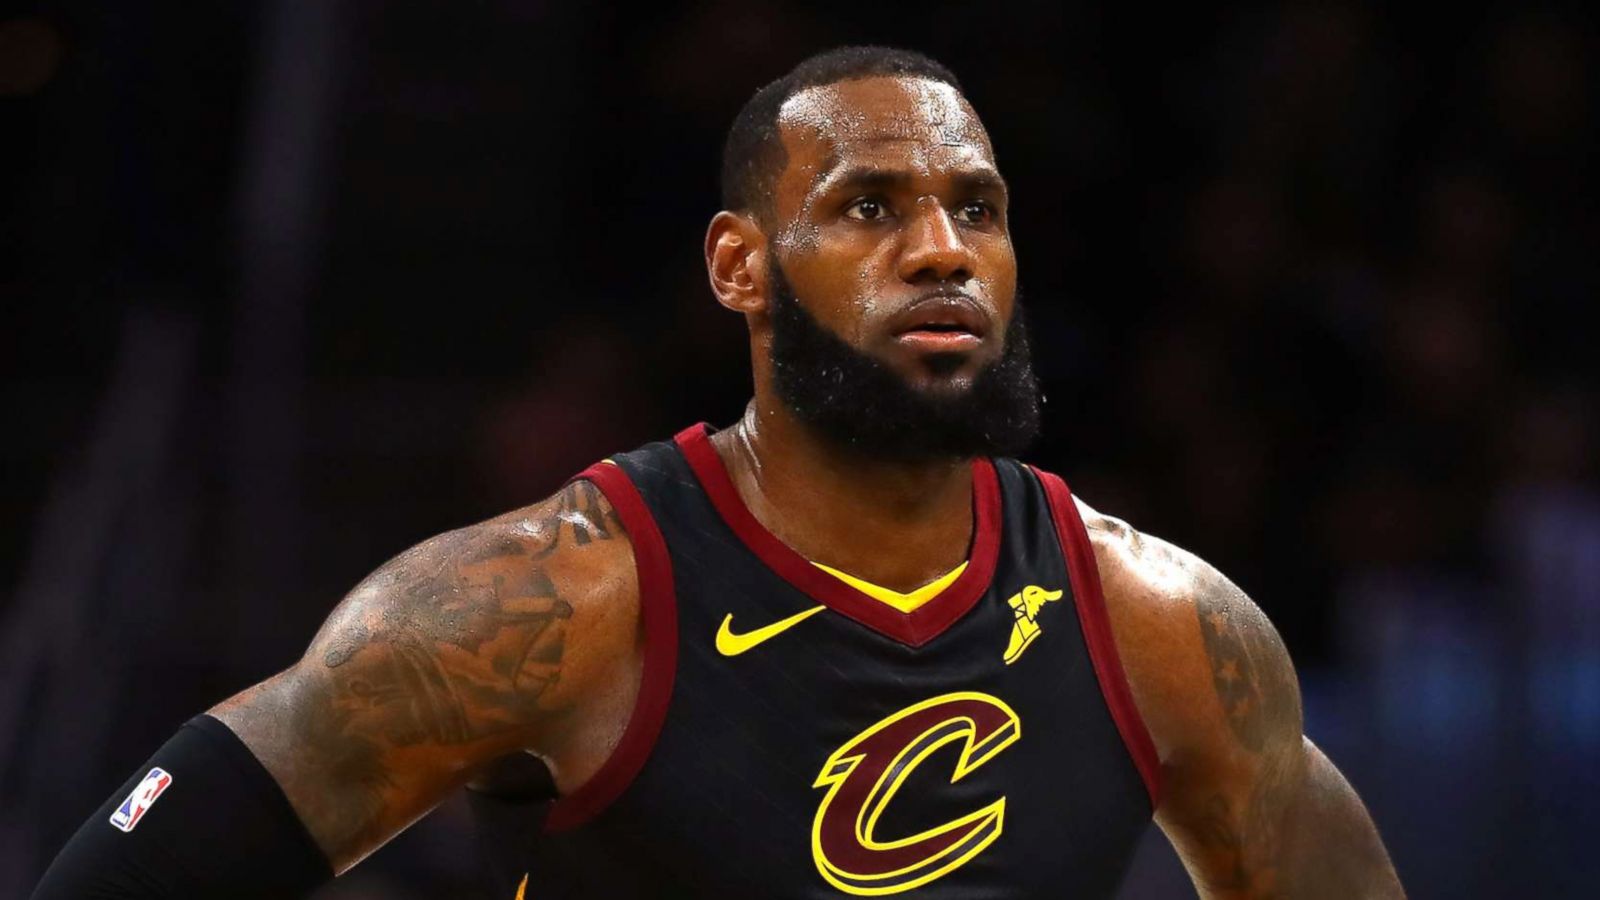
[34,47,1404,898]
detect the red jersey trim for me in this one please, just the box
[674,423,1001,648]
[543,461,679,832]
[1031,466,1163,811]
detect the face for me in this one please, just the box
[765,76,1018,394]
[767,260,1041,461]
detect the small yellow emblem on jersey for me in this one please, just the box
[1003,585,1063,664]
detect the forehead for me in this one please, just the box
[774,76,996,196]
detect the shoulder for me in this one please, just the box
[484,476,637,579]
[364,475,638,621]
[311,476,642,720]
[1072,497,1302,764]
[490,475,642,655]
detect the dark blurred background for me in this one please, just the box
[3,1,1597,897]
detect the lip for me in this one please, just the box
[888,294,991,351]
[894,329,985,352]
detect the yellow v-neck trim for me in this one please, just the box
[810,560,970,614]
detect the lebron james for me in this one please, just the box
[34,47,1405,899]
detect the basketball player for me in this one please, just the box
[33,47,1405,898]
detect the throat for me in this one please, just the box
[713,412,976,593]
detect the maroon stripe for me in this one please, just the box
[544,461,679,831]
[673,423,1000,648]
[1030,466,1162,810]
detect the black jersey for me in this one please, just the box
[467,424,1160,899]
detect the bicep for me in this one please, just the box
[1140,556,1307,897]
[209,480,636,872]
[1089,515,1400,898]
[1164,586,1402,898]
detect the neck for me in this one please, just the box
[709,398,976,592]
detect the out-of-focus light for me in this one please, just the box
[0,17,64,96]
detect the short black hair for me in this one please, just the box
[720,46,964,223]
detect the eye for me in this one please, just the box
[843,197,892,221]
[954,200,996,226]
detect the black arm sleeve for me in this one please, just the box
[30,714,333,899]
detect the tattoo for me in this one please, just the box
[1185,559,1303,897]
[1191,744,1298,896]
[1194,573,1298,753]
[271,480,624,860]
[531,477,622,558]
[1195,794,1250,892]
[285,676,394,847]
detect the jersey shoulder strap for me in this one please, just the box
[1024,463,1162,806]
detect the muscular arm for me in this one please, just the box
[1085,504,1403,899]
[210,478,640,872]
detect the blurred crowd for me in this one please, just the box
[3,2,1596,897]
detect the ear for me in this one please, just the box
[705,210,770,315]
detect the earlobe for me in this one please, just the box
[705,211,768,315]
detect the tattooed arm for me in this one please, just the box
[1083,502,1403,899]
[209,479,641,873]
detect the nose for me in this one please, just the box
[896,198,976,285]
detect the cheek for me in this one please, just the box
[977,240,1018,310]
[790,237,894,341]
[848,248,899,326]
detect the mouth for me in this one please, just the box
[890,294,989,353]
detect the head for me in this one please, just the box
[706,46,1040,462]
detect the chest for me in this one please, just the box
[523,447,1152,898]
[627,533,1141,892]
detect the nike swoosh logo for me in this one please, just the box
[715,605,827,657]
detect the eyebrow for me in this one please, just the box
[810,164,1009,201]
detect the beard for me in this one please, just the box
[767,261,1042,463]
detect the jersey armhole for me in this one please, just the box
[543,460,679,832]
[1029,466,1163,811]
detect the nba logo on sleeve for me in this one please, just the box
[109,768,173,832]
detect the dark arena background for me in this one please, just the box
[3,2,1597,897]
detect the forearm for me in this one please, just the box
[1275,739,1403,899]
[1164,737,1404,900]
[208,652,531,872]
[30,716,331,900]
[208,666,418,871]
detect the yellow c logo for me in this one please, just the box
[811,692,1021,895]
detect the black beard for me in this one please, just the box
[767,262,1042,462]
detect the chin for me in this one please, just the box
[917,350,977,378]
[903,363,981,396]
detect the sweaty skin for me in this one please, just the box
[200,74,1404,897]
[707,76,1015,593]
[1086,505,1404,897]
[211,481,642,871]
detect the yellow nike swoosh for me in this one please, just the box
[715,605,826,657]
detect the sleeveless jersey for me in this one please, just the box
[467,424,1161,899]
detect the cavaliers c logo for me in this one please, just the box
[810,692,1021,895]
